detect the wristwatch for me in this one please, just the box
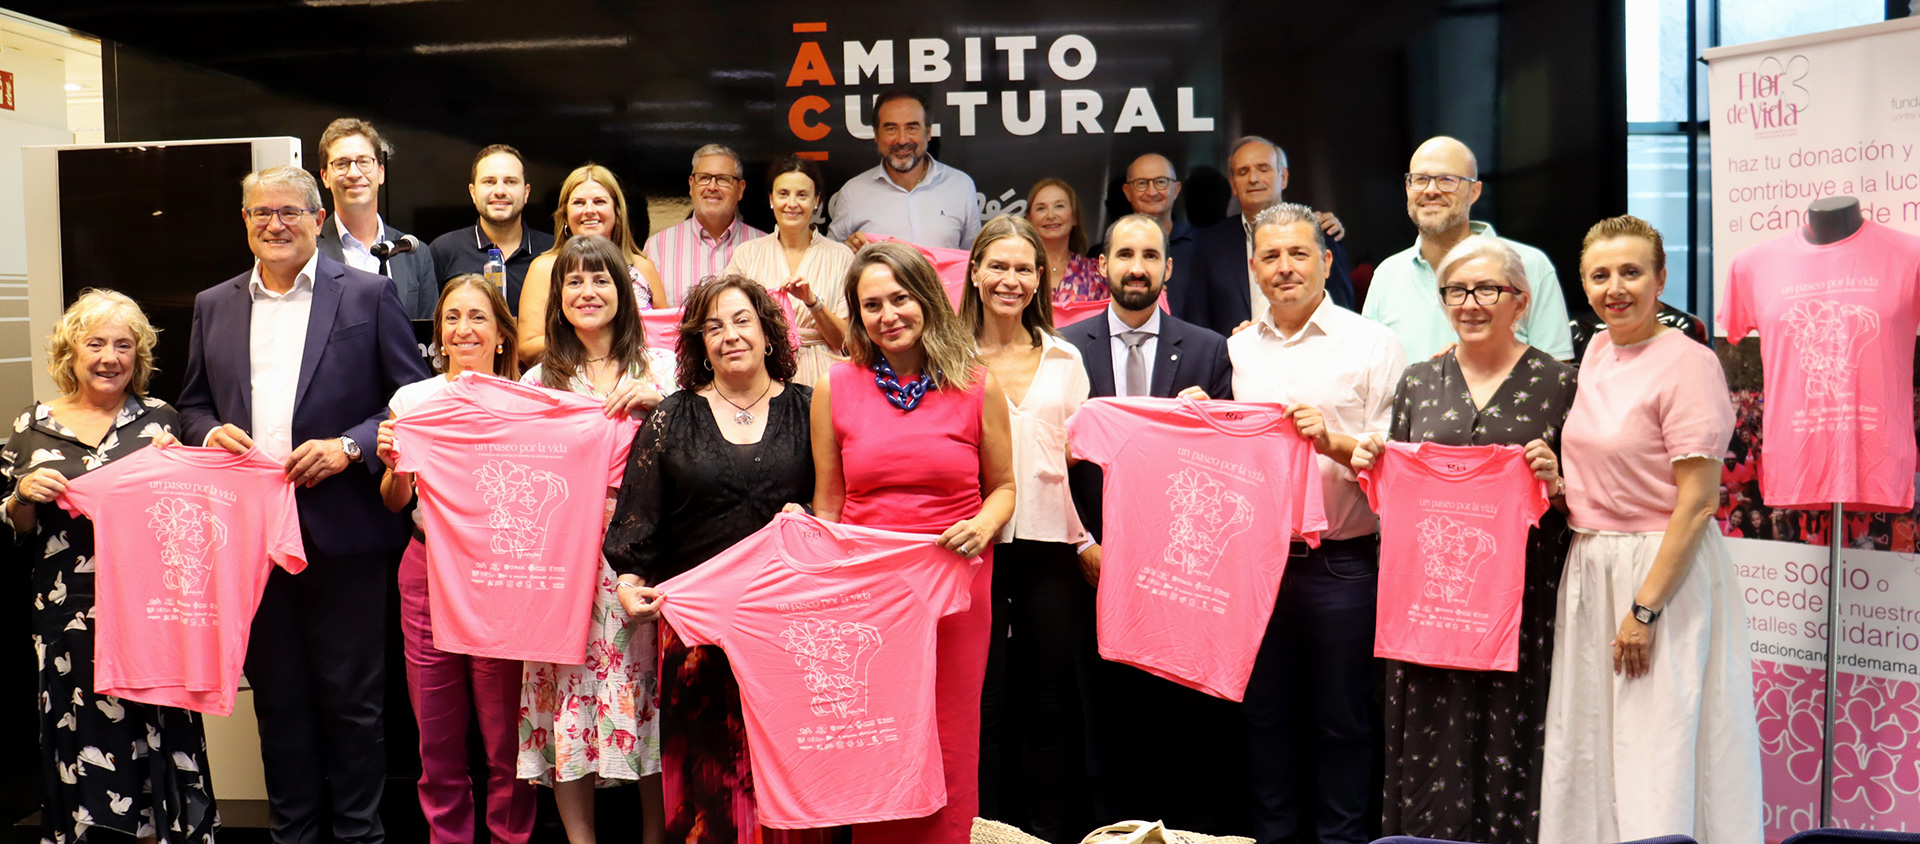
[1632,603,1661,624]
[339,436,363,463]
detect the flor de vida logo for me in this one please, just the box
[1726,54,1811,135]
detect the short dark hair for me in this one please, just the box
[1102,213,1168,257]
[470,144,525,183]
[766,154,826,198]
[674,275,799,390]
[873,88,929,118]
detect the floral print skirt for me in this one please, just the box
[516,553,662,786]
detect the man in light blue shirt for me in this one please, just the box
[827,88,981,251]
[1362,136,1573,361]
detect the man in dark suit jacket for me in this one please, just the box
[1178,136,1356,336]
[177,165,428,844]
[314,117,438,320]
[1060,213,1246,834]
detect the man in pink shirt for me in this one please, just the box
[643,144,766,305]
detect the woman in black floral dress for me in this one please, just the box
[4,290,215,843]
[1351,238,1575,844]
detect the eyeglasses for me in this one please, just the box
[245,206,320,225]
[1126,177,1177,191]
[328,156,379,174]
[1439,284,1521,306]
[693,173,741,188]
[1405,173,1478,192]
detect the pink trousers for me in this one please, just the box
[399,539,535,844]
[856,556,994,844]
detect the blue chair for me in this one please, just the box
[1784,829,1920,844]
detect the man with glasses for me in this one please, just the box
[644,143,766,306]
[429,144,553,313]
[827,88,981,251]
[1362,136,1573,361]
[178,164,429,844]
[1097,154,1201,315]
[314,117,438,319]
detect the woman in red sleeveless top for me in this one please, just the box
[808,241,1015,844]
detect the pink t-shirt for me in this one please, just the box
[655,512,979,828]
[390,372,637,663]
[1067,396,1327,701]
[1723,221,1920,511]
[1563,329,1734,532]
[58,446,305,715]
[1360,442,1547,671]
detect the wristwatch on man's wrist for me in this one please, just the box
[339,436,362,463]
[1632,603,1661,624]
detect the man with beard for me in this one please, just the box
[1182,136,1355,336]
[827,88,981,250]
[644,143,765,305]
[1362,136,1572,360]
[430,144,553,313]
[1062,213,1244,833]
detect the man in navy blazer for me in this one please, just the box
[1061,213,1246,834]
[313,117,438,320]
[1177,136,1356,336]
[177,164,428,844]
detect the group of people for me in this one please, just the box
[7,86,1765,844]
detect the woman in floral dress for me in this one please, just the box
[517,235,673,844]
[5,290,216,843]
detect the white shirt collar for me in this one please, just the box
[1256,290,1336,342]
[249,250,321,300]
[874,156,943,193]
[1105,305,1162,338]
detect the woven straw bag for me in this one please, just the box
[970,818,1255,844]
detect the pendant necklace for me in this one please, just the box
[716,378,774,425]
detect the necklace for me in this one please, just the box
[873,357,934,412]
[715,378,774,425]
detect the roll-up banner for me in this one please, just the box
[1705,18,1920,839]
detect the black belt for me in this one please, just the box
[1288,534,1377,558]
[410,525,426,544]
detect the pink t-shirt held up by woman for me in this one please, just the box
[58,445,306,715]
[390,372,637,663]
[655,512,980,828]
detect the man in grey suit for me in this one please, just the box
[1059,213,1246,834]
[314,117,437,319]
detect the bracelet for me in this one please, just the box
[616,581,645,591]
[804,297,822,310]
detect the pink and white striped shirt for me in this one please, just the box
[643,214,766,306]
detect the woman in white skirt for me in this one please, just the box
[1543,215,1762,843]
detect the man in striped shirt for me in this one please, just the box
[643,143,766,305]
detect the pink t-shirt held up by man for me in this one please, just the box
[59,445,306,716]
[656,512,980,829]
[1361,442,1548,672]
[1068,396,1327,701]
[390,372,637,663]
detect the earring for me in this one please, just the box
[765,345,774,356]
[703,359,713,371]
[496,344,504,353]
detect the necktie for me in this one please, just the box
[1121,330,1151,397]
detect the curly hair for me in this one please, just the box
[47,289,159,397]
[673,275,798,391]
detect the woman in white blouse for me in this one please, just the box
[961,213,1095,840]
[723,155,854,386]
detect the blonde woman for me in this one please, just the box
[519,163,667,361]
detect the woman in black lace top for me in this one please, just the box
[603,275,821,844]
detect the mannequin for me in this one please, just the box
[1804,195,1863,245]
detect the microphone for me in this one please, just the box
[369,234,423,260]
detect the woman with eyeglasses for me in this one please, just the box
[1351,235,1574,844]
[1025,179,1107,306]
[518,163,667,362]
[724,155,856,386]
